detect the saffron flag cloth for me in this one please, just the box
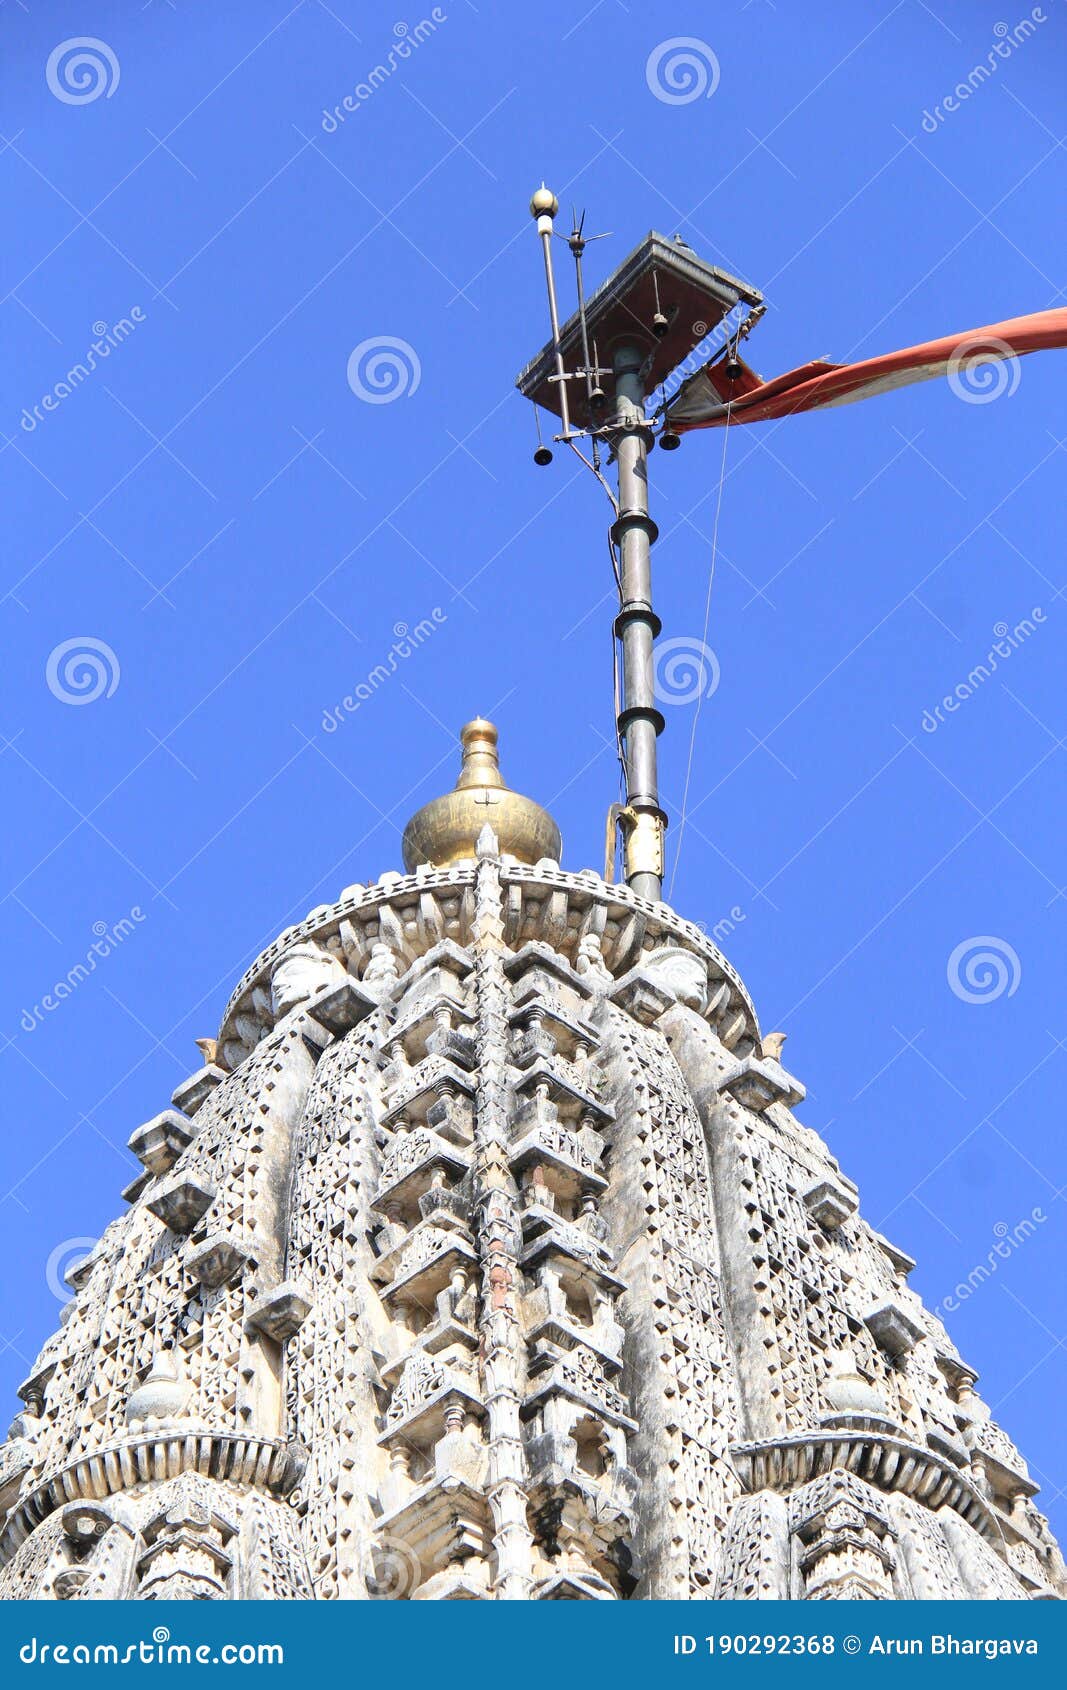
[666,308,1067,432]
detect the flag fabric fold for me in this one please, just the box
[666,308,1067,432]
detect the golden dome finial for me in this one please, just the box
[455,718,504,791]
[401,719,562,872]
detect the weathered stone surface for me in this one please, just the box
[145,1171,216,1234]
[802,1174,858,1231]
[0,852,1058,1602]
[305,978,376,1038]
[864,1299,927,1358]
[245,1282,312,1343]
[128,1109,195,1175]
[171,1065,227,1117]
[185,1233,251,1290]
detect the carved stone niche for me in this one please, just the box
[864,1299,926,1360]
[146,1171,216,1235]
[373,1127,471,1215]
[137,1483,238,1601]
[373,1468,492,1602]
[128,1109,196,1176]
[717,1053,805,1112]
[523,1371,638,1597]
[802,1173,859,1231]
[504,942,593,1021]
[789,1471,899,1600]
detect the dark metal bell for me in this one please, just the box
[533,445,553,466]
[589,386,608,413]
[651,311,669,340]
[659,428,681,452]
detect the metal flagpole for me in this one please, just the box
[516,184,764,904]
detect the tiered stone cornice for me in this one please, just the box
[217,861,759,1072]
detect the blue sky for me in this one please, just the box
[2,0,1065,1541]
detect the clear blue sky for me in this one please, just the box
[2,1,1064,1541]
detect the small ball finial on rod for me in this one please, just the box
[529,184,558,219]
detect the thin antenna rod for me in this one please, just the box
[569,212,595,412]
[530,187,571,438]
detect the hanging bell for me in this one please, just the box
[589,385,608,414]
[651,310,670,340]
[659,427,681,452]
[533,444,553,466]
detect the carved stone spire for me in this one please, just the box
[0,776,1060,1601]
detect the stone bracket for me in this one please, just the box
[717,1053,805,1112]
[146,1172,216,1235]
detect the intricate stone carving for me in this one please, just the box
[0,849,1057,1601]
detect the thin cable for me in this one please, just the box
[668,402,732,900]
[566,437,619,519]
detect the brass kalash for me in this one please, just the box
[402,718,561,872]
